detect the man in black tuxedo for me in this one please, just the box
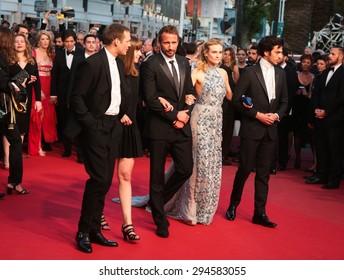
[51,29,84,157]
[306,46,344,189]
[226,35,288,228]
[141,25,194,238]
[277,47,299,171]
[70,23,130,253]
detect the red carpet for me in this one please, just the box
[0,142,344,260]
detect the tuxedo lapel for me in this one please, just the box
[176,55,185,101]
[100,48,112,89]
[255,64,269,101]
[157,54,179,98]
[325,65,343,88]
[60,50,68,69]
[274,66,282,98]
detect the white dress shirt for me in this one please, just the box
[160,51,180,82]
[260,58,276,103]
[65,47,75,69]
[104,47,121,115]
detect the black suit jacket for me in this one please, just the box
[283,63,299,115]
[140,53,194,140]
[69,48,128,131]
[51,46,84,107]
[233,61,288,140]
[311,65,344,126]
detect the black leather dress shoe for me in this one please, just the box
[62,150,71,157]
[305,176,325,184]
[75,232,92,253]
[0,192,5,199]
[270,169,277,175]
[321,182,339,189]
[278,164,286,171]
[252,214,277,228]
[89,231,118,247]
[156,225,169,238]
[225,205,237,221]
[222,158,232,166]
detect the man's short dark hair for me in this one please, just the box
[258,35,283,57]
[62,29,76,41]
[14,23,29,34]
[332,45,344,55]
[183,42,197,55]
[158,25,179,43]
[102,23,130,46]
[83,34,96,44]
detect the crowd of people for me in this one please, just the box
[1,16,343,254]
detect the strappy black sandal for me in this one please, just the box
[100,214,110,230]
[121,224,140,241]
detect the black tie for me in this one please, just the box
[169,60,180,96]
[329,66,335,72]
[67,50,75,56]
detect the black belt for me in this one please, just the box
[101,114,118,121]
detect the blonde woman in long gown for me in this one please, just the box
[164,39,233,225]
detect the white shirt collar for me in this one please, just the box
[104,47,117,63]
[160,51,176,64]
[260,57,274,69]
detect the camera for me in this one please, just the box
[45,10,58,14]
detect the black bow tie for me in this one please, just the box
[329,67,335,72]
[66,50,75,56]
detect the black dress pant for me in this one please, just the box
[277,115,292,166]
[149,131,193,228]
[315,121,343,184]
[222,104,235,159]
[230,131,276,215]
[78,115,122,233]
[0,116,23,185]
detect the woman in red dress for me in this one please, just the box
[29,30,58,156]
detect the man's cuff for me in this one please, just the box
[274,113,280,122]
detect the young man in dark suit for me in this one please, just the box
[70,23,130,253]
[277,47,299,171]
[140,25,194,238]
[306,46,344,189]
[51,29,84,157]
[226,35,288,228]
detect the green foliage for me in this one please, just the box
[243,0,276,38]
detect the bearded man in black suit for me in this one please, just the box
[226,35,288,228]
[307,46,344,189]
[70,23,130,253]
[140,25,194,238]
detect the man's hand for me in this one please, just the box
[173,120,185,129]
[120,114,133,126]
[256,112,277,125]
[176,110,190,124]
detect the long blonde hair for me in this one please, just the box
[9,34,35,65]
[196,38,222,72]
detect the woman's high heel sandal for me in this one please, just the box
[122,224,140,241]
[7,184,29,195]
[100,214,110,230]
